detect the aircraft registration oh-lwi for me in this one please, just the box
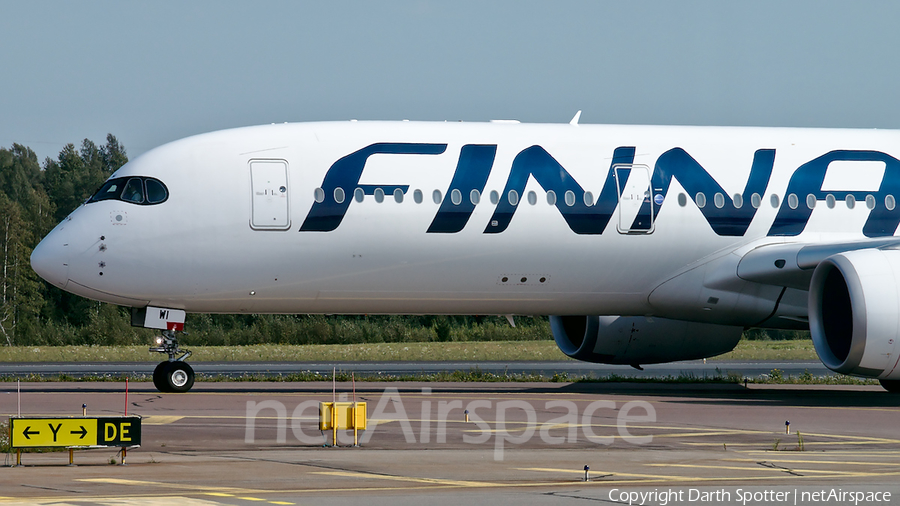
[29,118,900,392]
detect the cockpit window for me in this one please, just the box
[145,179,167,203]
[88,176,169,205]
[122,178,144,203]
[91,179,125,202]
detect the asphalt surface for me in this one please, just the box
[0,359,831,379]
[2,381,900,506]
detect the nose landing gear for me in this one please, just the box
[150,330,194,392]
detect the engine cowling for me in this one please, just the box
[809,249,900,379]
[549,315,742,365]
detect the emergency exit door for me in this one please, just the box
[250,160,290,230]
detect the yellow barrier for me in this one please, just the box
[319,402,366,446]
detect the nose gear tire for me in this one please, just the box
[153,361,195,393]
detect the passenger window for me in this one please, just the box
[354,188,365,203]
[374,188,385,203]
[583,191,593,206]
[564,190,575,207]
[787,193,798,210]
[887,195,896,211]
[546,190,557,206]
[394,188,404,203]
[770,194,780,208]
[695,192,706,208]
[826,194,835,209]
[145,179,168,204]
[451,189,462,205]
[508,190,519,206]
[714,192,725,209]
[413,189,423,204]
[490,190,499,205]
[806,194,816,209]
[433,190,443,204]
[334,187,345,204]
[314,188,325,203]
[846,194,856,209]
[121,178,144,203]
[866,195,876,209]
[528,191,537,205]
[751,193,762,209]
[732,194,743,209]
[677,193,687,207]
[470,189,480,205]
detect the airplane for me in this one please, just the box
[28,117,900,393]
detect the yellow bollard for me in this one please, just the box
[353,401,359,446]
[331,403,337,447]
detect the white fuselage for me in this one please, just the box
[30,121,900,325]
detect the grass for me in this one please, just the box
[0,339,820,363]
[711,340,818,361]
[0,367,879,386]
[1,339,870,386]
[0,341,570,363]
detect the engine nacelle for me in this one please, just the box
[549,315,742,365]
[809,249,900,379]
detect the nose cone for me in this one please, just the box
[31,232,69,288]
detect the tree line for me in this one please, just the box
[0,136,803,347]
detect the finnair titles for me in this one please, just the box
[300,141,900,237]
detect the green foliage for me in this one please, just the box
[743,328,810,341]
[769,368,784,382]
[0,135,140,345]
[177,314,550,347]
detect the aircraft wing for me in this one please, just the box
[737,237,900,290]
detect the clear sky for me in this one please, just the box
[2,0,900,161]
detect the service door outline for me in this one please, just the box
[614,163,655,234]
[250,159,290,230]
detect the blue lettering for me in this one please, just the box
[633,148,775,236]
[484,146,636,234]
[299,143,446,232]
[768,150,900,237]
[427,145,497,233]
[299,142,900,239]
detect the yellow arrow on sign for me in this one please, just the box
[11,418,98,447]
